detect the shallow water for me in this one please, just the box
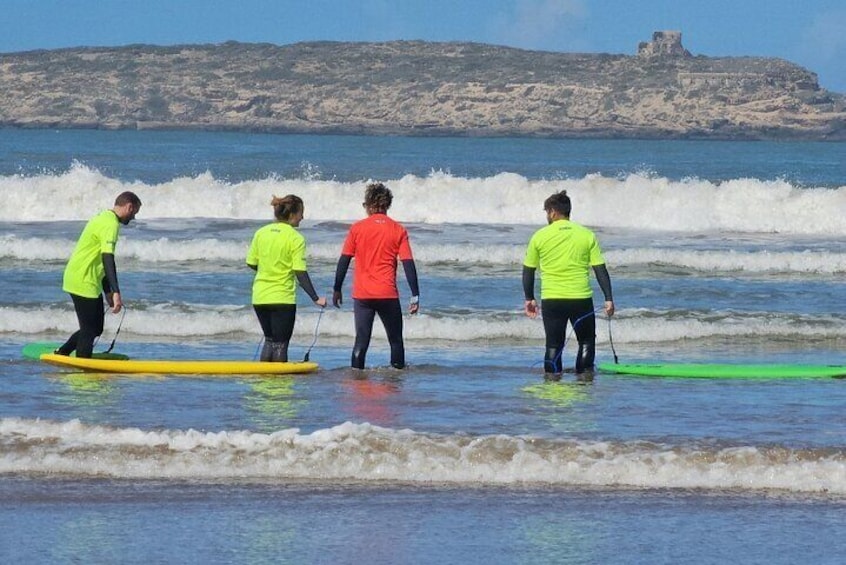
[1,130,845,563]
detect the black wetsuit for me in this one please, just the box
[253,304,297,362]
[57,294,106,358]
[250,270,319,363]
[540,297,597,374]
[352,298,406,369]
[335,255,419,369]
[56,253,120,358]
[523,264,613,374]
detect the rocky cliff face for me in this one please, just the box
[1,36,844,140]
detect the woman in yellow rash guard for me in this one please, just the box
[247,195,327,362]
[56,191,142,358]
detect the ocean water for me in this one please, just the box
[1,129,845,564]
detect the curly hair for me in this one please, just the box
[363,182,393,213]
[270,194,304,221]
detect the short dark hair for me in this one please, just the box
[364,182,392,213]
[115,191,142,208]
[543,190,571,217]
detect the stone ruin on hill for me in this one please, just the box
[638,31,692,58]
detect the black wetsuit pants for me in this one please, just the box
[57,293,105,358]
[352,298,405,369]
[541,297,596,374]
[254,304,297,362]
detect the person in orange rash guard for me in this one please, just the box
[333,182,420,369]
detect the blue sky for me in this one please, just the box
[3,0,845,92]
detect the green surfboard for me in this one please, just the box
[22,342,129,361]
[598,362,846,379]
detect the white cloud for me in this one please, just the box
[491,0,589,51]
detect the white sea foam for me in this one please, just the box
[611,248,846,274]
[2,305,842,343]
[1,165,843,234]
[3,235,844,274]
[2,418,844,494]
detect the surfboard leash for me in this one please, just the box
[606,315,619,364]
[252,336,265,361]
[547,306,605,371]
[303,304,326,363]
[102,306,127,354]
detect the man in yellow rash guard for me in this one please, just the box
[523,190,615,377]
[247,194,326,362]
[56,191,142,358]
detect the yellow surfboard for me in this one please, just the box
[39,353,318,375]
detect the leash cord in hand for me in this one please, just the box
[102,306,127,354]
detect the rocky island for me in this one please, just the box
[1,31,844,140]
